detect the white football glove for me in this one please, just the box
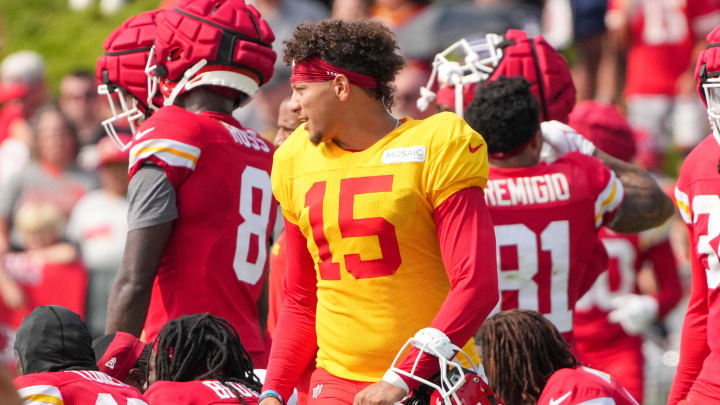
[607,294,659,336]
[539,120,597,162]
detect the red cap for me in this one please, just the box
[0,82,28,103]
[97,134,131,166]
[568,100,636,162]
[96,332,146,381]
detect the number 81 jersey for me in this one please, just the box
[484,152,624,342]
[271,112,488,382]
[127,106,277,359]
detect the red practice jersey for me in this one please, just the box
[267,231,286,336]
[610,0,720,96]
[485,153,624,343]
[14,370,146,404]
[670,133,720,403]
[0,254,87,328]
[144,380,258,405]
[538,367,640,405]
[574,226,681,352]
[128,106,277,359]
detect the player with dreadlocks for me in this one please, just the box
[144,314,263,405]
[477,309,639,405]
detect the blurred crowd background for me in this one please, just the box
[0,0,716,404]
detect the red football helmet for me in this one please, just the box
[96,9,164,151]
[695,25,720,141]
[418,29,576,123]
[390,328,505,405]
[568,100,637,162]
[147,0,276,107]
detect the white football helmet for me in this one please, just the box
[417,34,505,118]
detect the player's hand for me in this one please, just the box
[258,398,283,405]
[608,293,659,335]
[539,121,597,162]
[353,381,407,405]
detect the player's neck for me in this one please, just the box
[489,150,540,168]
[332,106,399,151]
[175,88,235,115]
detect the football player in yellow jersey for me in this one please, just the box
[259,20,499,405]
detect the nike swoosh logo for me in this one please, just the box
[550,391,572,405]
[469,143,483,153]
[134,127,155,141]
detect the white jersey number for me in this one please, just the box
[233,166,273,285]
[576,237,637,311]
[96,394,147,405]
[642,0,688,45]
[693,195,720,289]
[495,221,572,332]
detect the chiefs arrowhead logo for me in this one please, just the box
[105,357,117,369]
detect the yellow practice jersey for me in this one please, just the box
[271,112,488,381]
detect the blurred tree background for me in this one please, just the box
[0,0,161,94]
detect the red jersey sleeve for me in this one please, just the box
[128,106,203,190]
[394,187,498,388]
[262,220,318,401]
[668,225,711,404]
[643,238,683,317]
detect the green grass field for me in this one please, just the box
[0,0,161,94]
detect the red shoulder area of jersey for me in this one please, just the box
[145,380,258,404]
[15,371,144,400]
[538,367,639,405]
[677,135,720,191]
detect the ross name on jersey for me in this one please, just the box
[222,122,270,153]
[203,380,258,399]
[67,370,127,387]
[485,173,570,206]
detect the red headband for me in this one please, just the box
[291,57,378,89]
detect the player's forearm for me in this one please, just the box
[394,188,499,386]
[105,223,172,336]
[646,240,682,317]
[598,151,674,233]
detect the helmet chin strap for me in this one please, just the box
[164,59,209,106]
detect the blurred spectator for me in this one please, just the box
[0,51,48,189]
[371,0,430,28]
[606,0,720,163]
[392,60,434,119]
[59,69,103,147]
[332,0,372,19]
[570,0,609,101]
[0,201,87,369]
[0,104,97,254]
[273,96,301,148]
[67,135,129,338]
[235,68,292,140]
[395,0,542,60]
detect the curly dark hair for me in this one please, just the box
[283,19,405,110]
[464,76,540,156]
[150,314,261,404]
[477,310,579,405]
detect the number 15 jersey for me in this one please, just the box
[484,152,624,342]
[271,112,489,382]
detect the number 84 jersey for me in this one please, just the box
[127,106,277,356]
[484,152,624,343]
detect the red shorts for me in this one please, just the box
[307,368,373,405]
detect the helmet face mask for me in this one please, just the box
[417,34,505,118]
[703,77,720,142]
[390,328,479,405]
[98,85,144,151]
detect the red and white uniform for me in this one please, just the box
[537,367,639,405]
[610,0,720,97]
[128,106,277,364]
[573,227,682,402]
[14,370,146,404]
[670,133,720,403]
[485,152,624,345]
[145,380,258,405]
